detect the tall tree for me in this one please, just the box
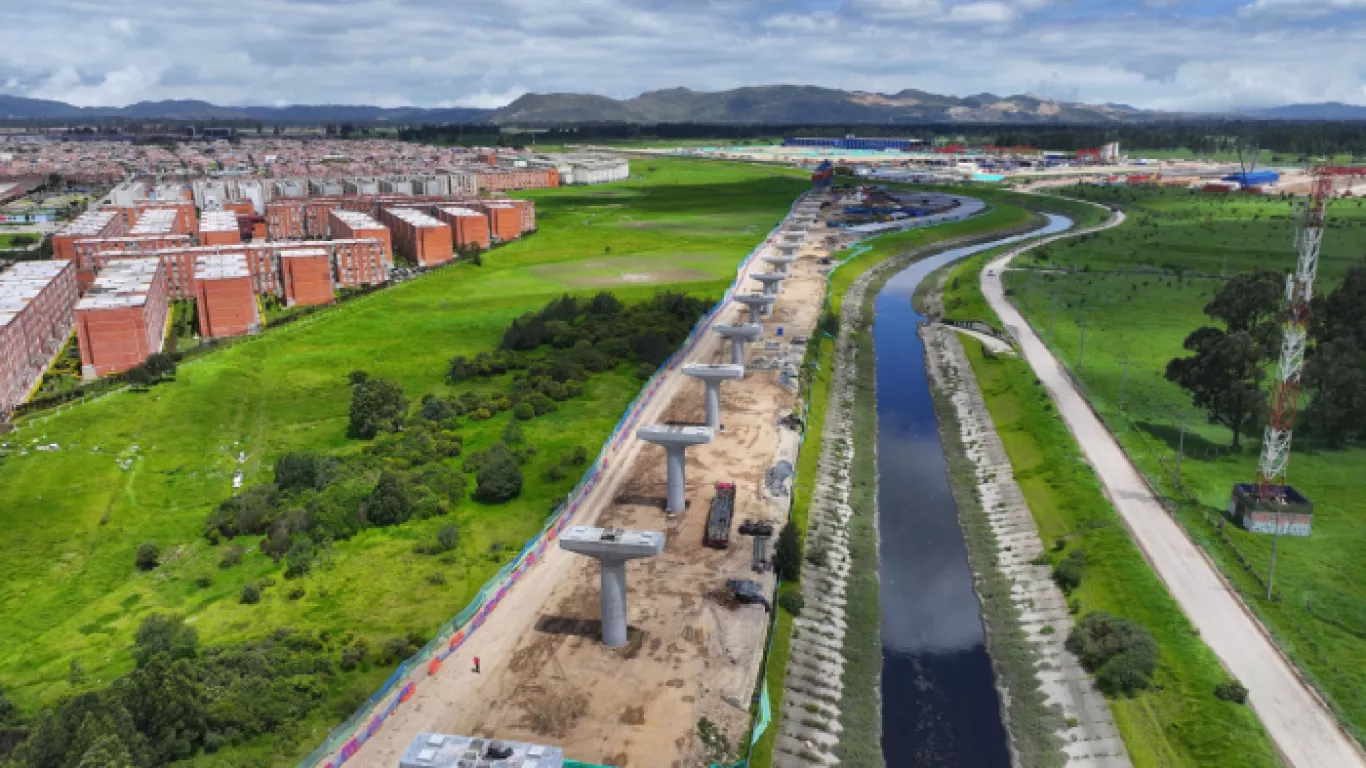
[1303,337,1366,447]
[348,374,408,439]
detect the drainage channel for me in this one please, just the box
[873,215,1073,767]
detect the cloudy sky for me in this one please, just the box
[2,0,1364,111]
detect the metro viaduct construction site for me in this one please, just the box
[338,194,842,768]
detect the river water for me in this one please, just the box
[873,215,1072,767]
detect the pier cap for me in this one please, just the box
[637,423,716,446]
[734,293,777,307]
[683,363,745,381]
[559,526,665,559]
[713,323,764,340]
[751,272,788,284]
[763,254,797,264]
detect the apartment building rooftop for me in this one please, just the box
[385,207,444,228]
[331,210,384,228]
[75,258,161,311]
[194,253,251,281]
[280,247,329,259]
[0,262,71,328]
[199,210,239,233]
[59,209,121,236]
[438,206,483,217]
[129,208,179,235]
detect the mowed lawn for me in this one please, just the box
[0,157,809,709]
[1003,185,1366,742]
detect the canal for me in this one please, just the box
[874,214,1072,767]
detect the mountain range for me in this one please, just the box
[0,86,1362,124]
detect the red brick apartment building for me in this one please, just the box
[432,207,491,250]
[194,254,260,338]
[121,200,197,234]
[280,248,335,307]
[379,207,453,266]
[329,210,392,259]
[267,198,349,239]
[0,260,78,412]
[482,202,522,243]
[141,239,389,299]
[52,209,124,264]
[475,168,559,193]
[73,258,169,379]
[73,235,193,273]
[198,210,242,247]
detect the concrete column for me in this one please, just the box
[600,558,628,647]
[747,304,762,324]
[704,380,722,430]
[665,445,687,514]
[729,338,745,365]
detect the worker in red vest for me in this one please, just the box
[473,656,481,674]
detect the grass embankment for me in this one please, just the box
[942,246,1280,768]
[747,334,833,768]
[0,157,808,764]
[1003,184,1366,743]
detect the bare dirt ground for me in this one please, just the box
[334,203,834,768]
[983,210,1366,768]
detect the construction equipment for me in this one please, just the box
[727,579,771,612]
[738,519,775,572]
[703,482,736,549]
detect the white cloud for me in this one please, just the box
[1240,0,1366,15]
[945,1,1019,23]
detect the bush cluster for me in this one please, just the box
[1066,611,1159,695]
[5,615,342,768]
[1052,547,1087,593]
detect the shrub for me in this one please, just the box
[636,362,656,380]
[288,587,306,600]
[513,402,535,420]
[779,590,805,617]
[544,463,568,482]
[135,541,161,571]
[772,522,803,582]
[284,538,316,579]
[1066,611,1158,695]
[365,471,413,526]
[1052,548,1087,593]
[426,572,447,586]
[218,543,245,569]
[348,374,408,438]
[437,523,460,552]
[474,444,524,503]
[806,538,829,568]
[240,583,262,605]
[194,575,213,589]
[275,452,335,492]
[1215,679,1249,704]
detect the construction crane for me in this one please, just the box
[1257,165,1366,500]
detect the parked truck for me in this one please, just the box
[704,482,736,549]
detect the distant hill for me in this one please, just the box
[0,95,494,123]
[1248,102,1366,120]
[3,87,1363,125]
[490,85,1162,125]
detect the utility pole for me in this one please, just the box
[1174,416,1187,488]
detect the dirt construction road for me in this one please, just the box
[983,212,1366,768]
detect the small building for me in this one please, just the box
[398,733,563,768]
[1230,484,1314,537]
[198,210,242,247]
[194,254,260,338]
[73,258,168,379]
[280,248,335,307]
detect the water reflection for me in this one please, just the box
[873,216,1072,767]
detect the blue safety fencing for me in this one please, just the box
[296,195,808,768]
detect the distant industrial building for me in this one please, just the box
[73,258,168,379]
[784,136,926,151]
[194,254,260,338]
[0,260,78,412]
[380,207,453,266]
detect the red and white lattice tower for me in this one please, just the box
[1257,166,1366,499]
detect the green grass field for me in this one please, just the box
[0,156,808,749]
[943,244,1280,768]
[998,184,1366,743]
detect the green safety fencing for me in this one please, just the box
[296,194,812,768]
